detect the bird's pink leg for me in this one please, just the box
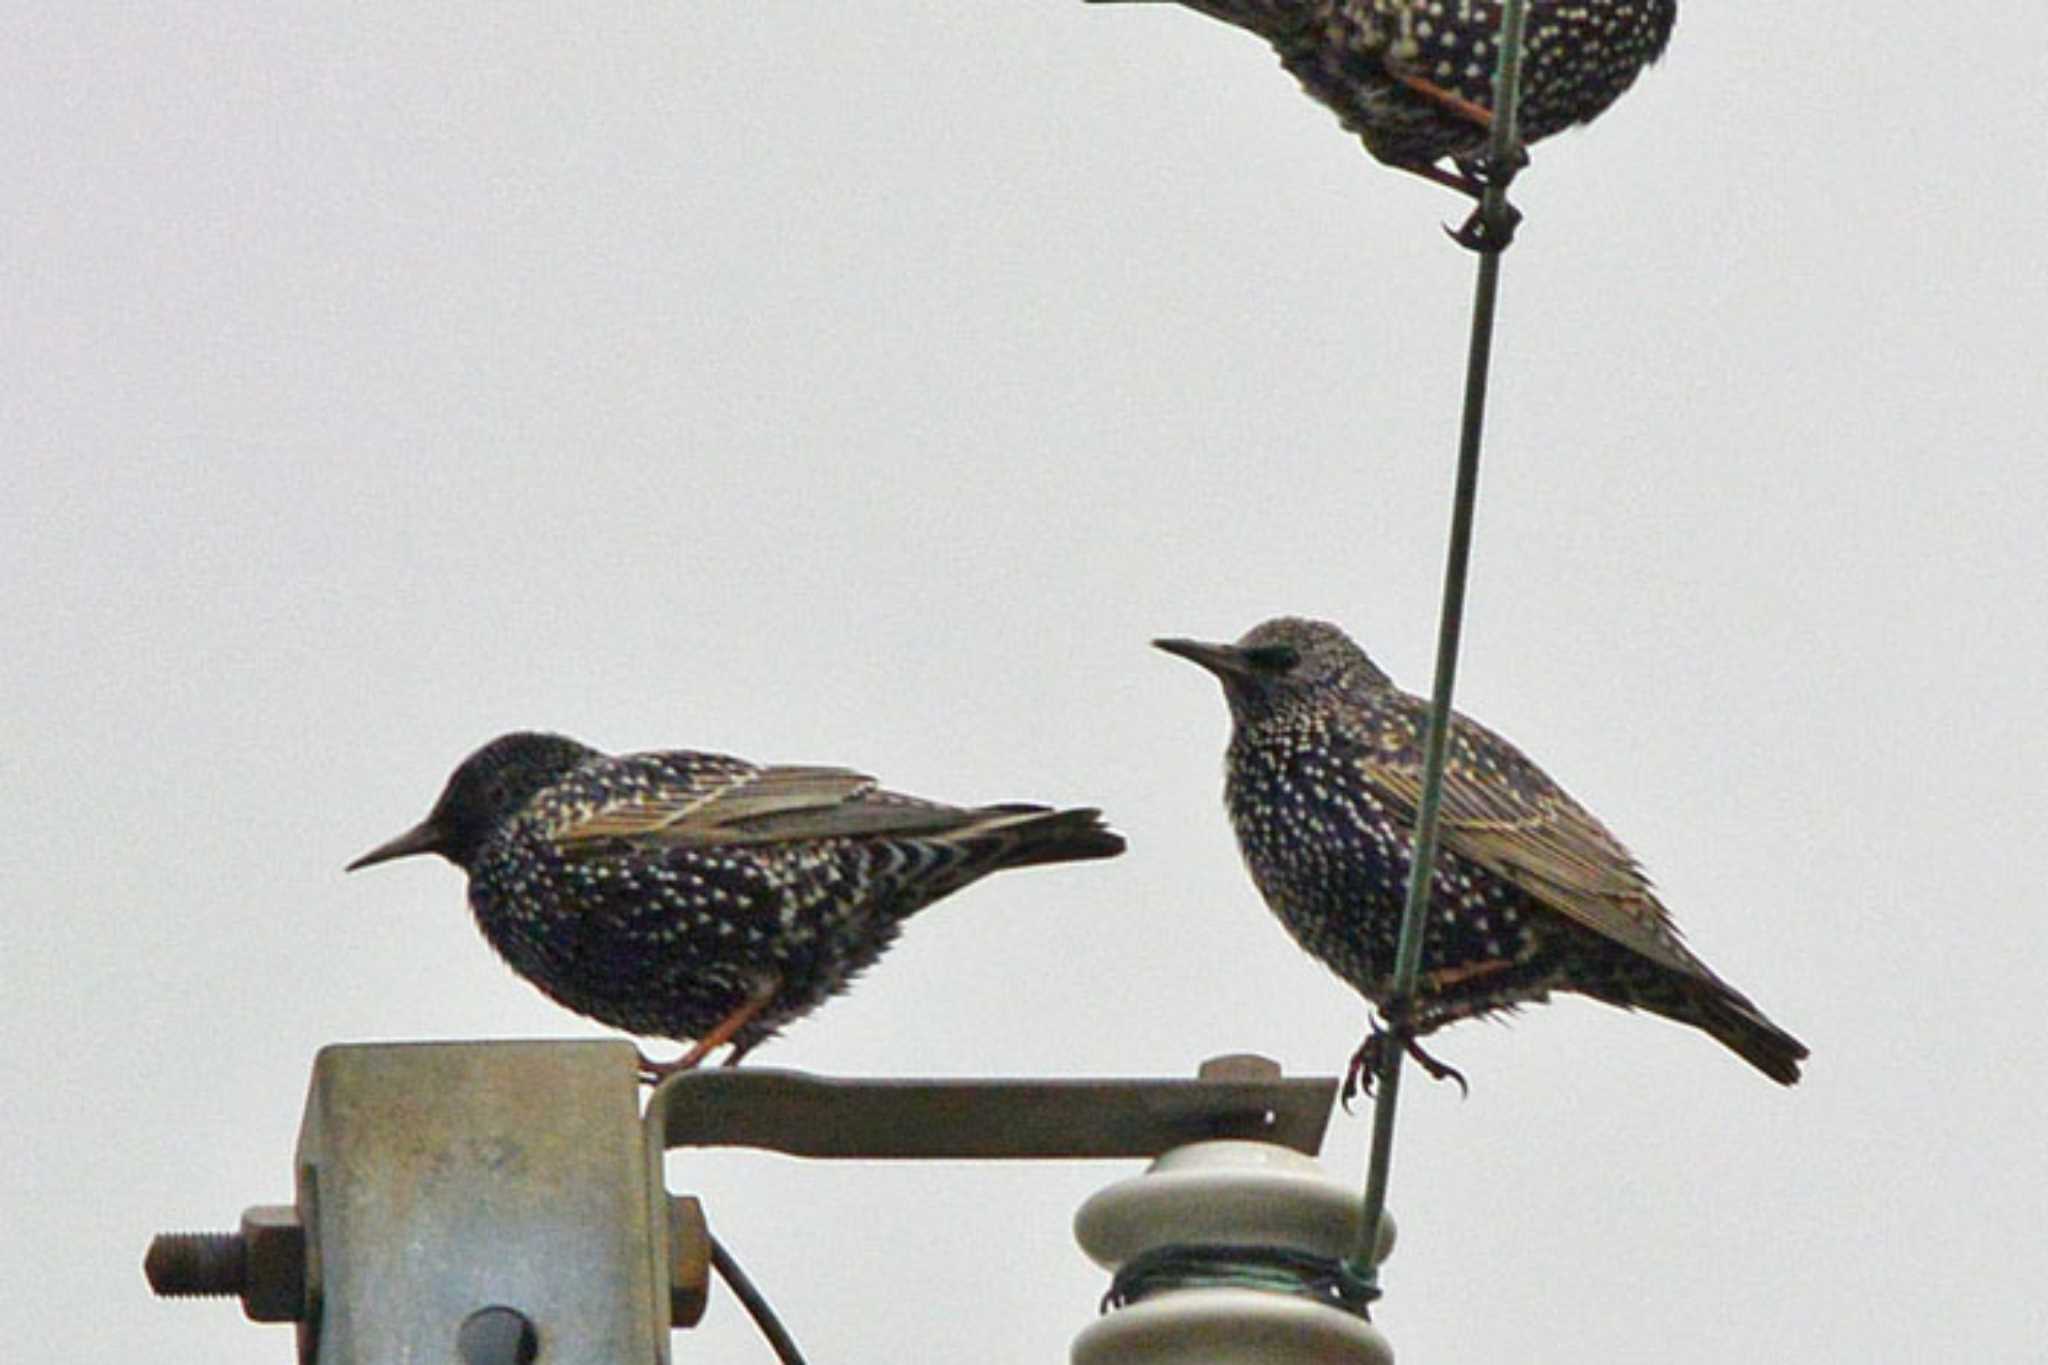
[639,977,780,1084]
[1379,68,1522,205]
[1389,69,1496,130]
[1395,158,1486,198]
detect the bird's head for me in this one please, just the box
[346,731,596,873]
[1154,617,1389,723]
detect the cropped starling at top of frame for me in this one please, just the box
[348,732,1124,1079]
[1156,619,1806,1092]
[1086,0,1676,198]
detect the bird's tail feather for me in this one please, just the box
[1081,0,1284,38]
[968,805,1127,870]
[1687,983,1808,1086]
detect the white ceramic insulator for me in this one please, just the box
[1071,1140,1394,1365]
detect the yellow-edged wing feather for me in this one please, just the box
[1360,718,1705,977]
[552,762,988,851]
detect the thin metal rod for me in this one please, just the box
[1345,0,1531,1296]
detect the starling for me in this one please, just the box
[1086,0,1676,197]
[1156,618,1806,1089]
[348,732,1125,1076]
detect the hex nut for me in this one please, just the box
[239,1205,307,1323]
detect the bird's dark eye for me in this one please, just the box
[1244,644,1300,673]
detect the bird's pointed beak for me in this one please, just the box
[346,816,448,872]
[1153,636,1252,680]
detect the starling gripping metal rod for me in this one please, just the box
[1346,0,1533,1300]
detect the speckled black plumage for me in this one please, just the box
[349,732,1125,1067]
[1158,619,1806,1085]
[1089,0,1675,191]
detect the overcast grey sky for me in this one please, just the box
[8,2,2047,1361]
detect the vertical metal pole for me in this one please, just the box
[1345,0,1532,1300]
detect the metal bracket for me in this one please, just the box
[145,1042,1340,1363]
[650,1053,1337,1158]
[294,1040,665,1365]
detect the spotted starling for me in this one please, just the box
[348,732,1125,1076]
[1086,0,1676,197]
[1157,619,1806,1088]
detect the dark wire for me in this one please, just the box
[710,1233,809,1365]
[1104,1244,1369,1318]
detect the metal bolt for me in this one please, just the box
[145,1231,245,1298]
[144,1205,306,1323]
[1197,1053,1283,1082]
[668,1195,711,1327]
[457,1306,539,1365]
[1194,1054,1289,1139]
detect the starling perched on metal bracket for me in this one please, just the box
[1086,0,1676,199]
[1157,619,1806,1092]
[348,732,1125,1079]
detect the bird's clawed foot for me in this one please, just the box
[637,1048,699,1085]
[1444,147,1527,253]
[637,1043,758,1084]
[1401,1035,1469,1096]
[1446,200,1521,252]
[1340,1025,1470,1111]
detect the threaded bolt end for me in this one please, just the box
[145,1232,247,1298]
